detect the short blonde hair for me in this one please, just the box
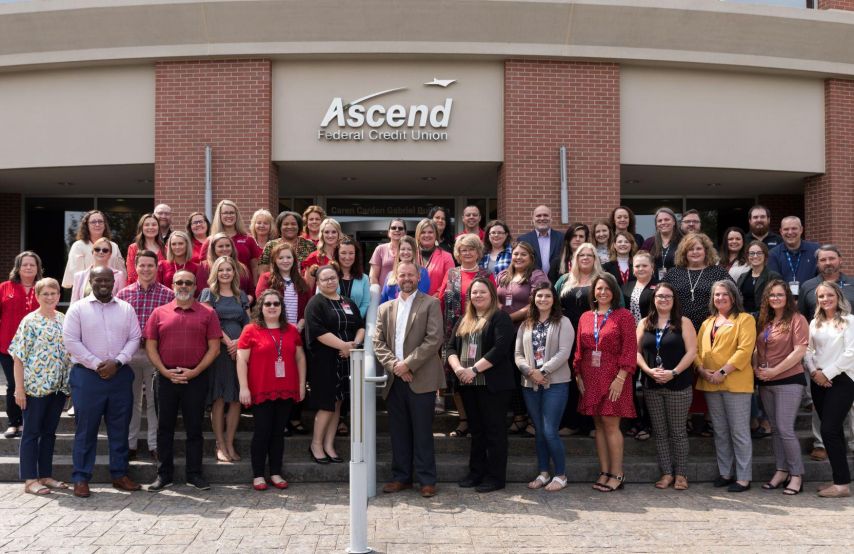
[35,277,60,296]
[675,232,718,268]
[453,233,484,263]
[249,209,276,241]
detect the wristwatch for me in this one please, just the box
[718,369,727,377]
[471,366,479,375]
[671,369,678,378]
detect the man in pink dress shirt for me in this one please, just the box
[63,266,142,498]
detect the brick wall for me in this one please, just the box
[154,59,276,226]
[819,0,854,9]
[756,194,804,235]
[805,78,854,271]
[0,193,21,273]
[499,60,620,237]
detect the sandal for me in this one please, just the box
[635,429,651,441]
[40,478,69,490]
[783,476,803,496]
[593,472,612,491]
[522,423,536,438]
[674,475,689,490]
[655,474,674,489]
[545,475,567,492]
[599,473,625,493]
[762,471,790,490]
[508,416,528,434]
[700,422,714,438]
[528,474,550,490]
[25,481,51,495]
[449,420,469,437]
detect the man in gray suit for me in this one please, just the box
[374,261,445,498]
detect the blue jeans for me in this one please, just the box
[523,383,569,476]
[20,392,67,480]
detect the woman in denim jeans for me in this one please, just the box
[514,282,574,491]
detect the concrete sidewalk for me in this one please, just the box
[0,482,852,553]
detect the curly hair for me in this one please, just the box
[675,232,719,268]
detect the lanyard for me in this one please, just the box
[763,322,774,344]
[785,249,801,279]
[655,323,669,351]
[266,328,283,360]
[593,309,612,351]
[660,244,671,269]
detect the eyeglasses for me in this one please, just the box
[318,276,338,283]
[93,247,111,254]
[262,301,281,307]
[89,220,105,225]
[747,252,764,257]
[173,280,195,287]
[389,226,405,231]
[191,219,206,226]
[489,230,507,236]
[768,293,786,299]
[654,294,674,300]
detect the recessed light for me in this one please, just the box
[57,181,74,187]
[116,198,125,203]
[706,182,721,188]
[341,177,358,182]
[33,205,45,210]
[624,179,640,185]
[421,177,437,182]
[137,178,153,184]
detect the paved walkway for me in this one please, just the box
[0,482,852,553]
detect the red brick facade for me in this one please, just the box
[819,0,854,10]
[0,193,21,273]
[499,60,620,237]
[756,194,805,235]
[154,59,277,226]
[805,78,854,271]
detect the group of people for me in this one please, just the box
[1,200,852,499]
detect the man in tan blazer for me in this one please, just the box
[373,261,445,497]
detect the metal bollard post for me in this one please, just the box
[347,349,387,554]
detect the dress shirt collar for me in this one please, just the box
[84,294,117,305]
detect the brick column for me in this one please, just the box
[0,193,22,272]
[804,79,854,271]
[154,59,277,225]
[499,60,620,236]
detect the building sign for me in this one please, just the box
[326,198,453,218]
[318,78,455,143]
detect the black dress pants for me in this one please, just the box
[459,385,512,486]
[812,373,854,485]
[156,372,209,481]
[386,378,438,486]
[251,398,293,478]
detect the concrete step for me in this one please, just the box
[0,409,820,434]
[0,452,842,484]
[0,430,823,458]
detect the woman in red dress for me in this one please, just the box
[574,272,637,492]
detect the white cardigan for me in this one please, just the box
[804,314,854,381]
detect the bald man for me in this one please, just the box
[517,205,564,276]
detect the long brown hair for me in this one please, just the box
[132,213,164,251]
[499,241,536,287]
[251,289,289,328]
[642,282,683,334]
[76,210,112,242]
[268,241,309,294]
[756,279,796,333]
[524,282,562,328]
[456,277,498,337]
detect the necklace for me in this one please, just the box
[687,267,706,303]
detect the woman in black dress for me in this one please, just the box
[304,265,365,464]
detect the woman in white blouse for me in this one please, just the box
[62,210,124,288]
[804,281,854,498]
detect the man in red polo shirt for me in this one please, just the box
[144,270,220,491]
[455,205,485,241]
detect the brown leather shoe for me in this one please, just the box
[382,481,412,494]
[810,447,828,461]
[73,481,90,498]
[420,484,437,498]
[112,475,142,492]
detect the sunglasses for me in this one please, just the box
[263,301,281,307]
[93,247,111,254]
[389,226,405,231]
[173,280,195,287]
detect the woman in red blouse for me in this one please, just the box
[186,212,210,264]
[126,213,164,284]
[157,231,199,288]
[196,233,255,302]
[237,289,306,491]
[301,218,343,289]
[201,200,262,283]
[574,273,637,492]
[0,251,42,438]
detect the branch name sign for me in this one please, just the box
[318,78,455,142]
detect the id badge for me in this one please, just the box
[505,294,513,308]
[788,281,799,296]
[534,347,545,369]
[591,350,602,368]
[341,302,354,315]
[275,359,285,378]
[658,268,668,280]
[467,341,478,360]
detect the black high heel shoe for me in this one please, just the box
[598,473,625,492]
[325,450,344,464]
[783,477,803,496]
[309,446,331,465]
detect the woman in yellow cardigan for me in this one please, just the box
[696,280,757,492]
